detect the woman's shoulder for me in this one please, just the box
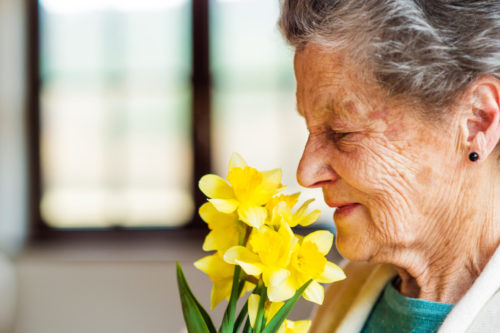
[310,261,396,333]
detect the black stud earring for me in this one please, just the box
[469,152,479,162]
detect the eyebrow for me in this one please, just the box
[295,94,358,124]
[326,97,346,116]
[327,98,359,122]
[295,98,340,120]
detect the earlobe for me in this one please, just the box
[468,132,486,162]
[466,79,500,162]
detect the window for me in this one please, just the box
[38,0,192,228]
[31,0,332,235]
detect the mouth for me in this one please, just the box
[332,203,361,217]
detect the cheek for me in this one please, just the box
[337,135,419,194]
[337,136,422,244]
[416,166,434,187]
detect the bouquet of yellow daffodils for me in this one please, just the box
[176,153,345,333]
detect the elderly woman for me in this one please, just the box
[279,1,500,332]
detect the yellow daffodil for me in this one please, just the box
[287,230,346,304]
[179,153,348,333]
[224,223,298,302]
[194,252,253,310]
[268,194,321,228]
[199,202,240,253]
[194,253,235,310]
[266,193,300,214]
[199,153,284,228]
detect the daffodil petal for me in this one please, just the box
[292,320,312,333]
[267,193,300,213]
[268,278,296,302]
[211,279,232,310]
[304,280,324,304]
[209,198,239,214]
[266,268,290,287]
[223,246,255,264]
[199,174,234,199]
[269,201,291,227]
[278,220,297,248]
[304,230,333,255]
[241,281,256,297]
[317,261,346,283]
[223,246,263,276]
[248,294,260,328]
[295,198,314,213]
[238,205,267,228]
[266,301,284,323]
[202,224,239,253]
[202,230,236,252]
[228,152,248,171]
[299,209,321,227]
[199,202,216,227]
[193,255,218,276]
[202,230,217,251]
[276,185,287,193]
[262,168,282,186]
[199,202,236,228]
[288,192,301,204]
[274,201,292,223]
[236,260,264,277]
[194,254,234,279]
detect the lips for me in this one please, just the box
[329,202,360,217]
[336,203,359,213]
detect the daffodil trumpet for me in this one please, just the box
[177,153,346,333]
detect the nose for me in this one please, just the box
[296,134,338,188]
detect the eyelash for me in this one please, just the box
[328,128,350,141]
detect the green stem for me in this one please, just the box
[253,284,267,333]
[238,222,251,246]
[260,315,267,332]
[219,265,242,333]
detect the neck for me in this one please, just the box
[385,163,500,304]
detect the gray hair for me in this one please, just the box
[279,0,500,118]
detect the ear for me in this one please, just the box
[464,76,500,162]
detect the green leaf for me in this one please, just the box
[261,280,312,333]
[260,315,267,332]
[176,262,216,333]
[219,265,242,333]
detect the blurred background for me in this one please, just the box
[0,0,341,332]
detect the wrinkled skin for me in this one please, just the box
[294,43,500,303]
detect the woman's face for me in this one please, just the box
[294,44,465,262]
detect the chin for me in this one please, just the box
[335,232,375,262]
[334,205,377,262]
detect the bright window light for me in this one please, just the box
[40,0,187,13]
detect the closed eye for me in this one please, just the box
[327,128,350,141]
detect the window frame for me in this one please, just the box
[26,0,211,242]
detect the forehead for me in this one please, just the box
[294,44,345,84]
[294,44,346,102]
[294,44,383,118]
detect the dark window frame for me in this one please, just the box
[26,0,211,243]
